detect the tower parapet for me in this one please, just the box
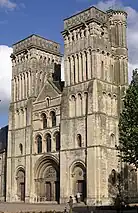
[13,34,60,56]
[107,9,127,49]
[64,6,107,31]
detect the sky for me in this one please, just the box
[0,0,138,127]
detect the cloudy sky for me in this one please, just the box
[0,0,138,127]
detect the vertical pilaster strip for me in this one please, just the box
[22,73,24,99]
[17,76,19,101]
[75,55,78,84]
[71,56,74,85]
[82,52,86,81]
[68,57,71,86]
[14,78,16,102]
[19,75,22,100]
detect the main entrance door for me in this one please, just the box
[77,180,86,201]
[46,182,51,201]
[35,158,60,202]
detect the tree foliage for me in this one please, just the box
[119,69,138,169]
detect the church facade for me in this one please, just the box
[6,6,128,205]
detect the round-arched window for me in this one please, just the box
[46,133,51,152]
[41,113,47,129]
[36,135,42,154]
[77,134,82,147]
[19,143,23,155]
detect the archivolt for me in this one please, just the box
[34,154,59,179]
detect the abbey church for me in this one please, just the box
[6,6,130,205]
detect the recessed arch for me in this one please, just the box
[36,134,42,154]
[41,113,47,129]
[34,155,60,202]
[16,168,25,202]
[50,111,56,127]
[70,160,86,202]
[53,131,60,151]
[45,133,51,152]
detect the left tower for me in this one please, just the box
[6,35,61,202]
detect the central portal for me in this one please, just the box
[35,158,60,203]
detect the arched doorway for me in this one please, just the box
[16,169,25,201]
[35,157,60,203]
[72,164,86,202]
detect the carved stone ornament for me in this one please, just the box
[64,7,107,31]
[13,35,60,55]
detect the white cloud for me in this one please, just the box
[0,45,12,114]
[0,0,17,10]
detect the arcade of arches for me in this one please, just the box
[16,160,86,203]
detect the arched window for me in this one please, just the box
[50,111,56,127]
[111,169,117,185]
[55,132,60,151]
[70,95,76,117]
[37,135,42,154]
[110,133,116,147]
[77,134,82,147]
[46,98,50,107]
[19,143,23,155]
[41,113,47,129]
[46,133,51,152]
[77,93,82,116]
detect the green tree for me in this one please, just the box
[119,69,138,169]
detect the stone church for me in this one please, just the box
[6,6,129,205]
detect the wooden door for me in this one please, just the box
[46,182,51,201]
[78,180,85,201]
[20,183,25,201]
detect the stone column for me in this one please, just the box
[22,73,25,99]
[14,78,16,102]
[91,50,96,78]
[25,72,28,99]
[78,53,82,82]
[16,76,19,101]
[29,71,32,97]
[20,75,22,100]
[87,50,91,80]
[67,57,71,86]
[122,23,127,47]
[71,56,74,85]
[75,55,78,84]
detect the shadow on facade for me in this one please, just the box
[108,164,138,206]
[73,164,138,213]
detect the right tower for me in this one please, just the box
[60,7,128,205]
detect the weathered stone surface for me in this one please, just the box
[6,6,130,206]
